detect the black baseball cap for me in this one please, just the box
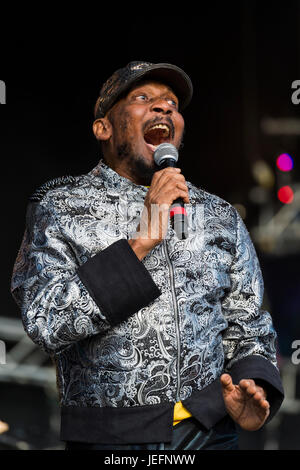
[94,61,193,119]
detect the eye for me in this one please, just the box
[135,94,148,102]
[167,98,178,108]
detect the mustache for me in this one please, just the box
[142,116,175,140]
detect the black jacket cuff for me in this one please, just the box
[77,239,161,326]
[183,378,227,430]
[227,355,284,423]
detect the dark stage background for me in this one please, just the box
[0,2,300,450]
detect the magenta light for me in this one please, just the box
[276,153,294,172]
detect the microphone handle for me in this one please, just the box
[158,158,188,240]
[170,198,189,240]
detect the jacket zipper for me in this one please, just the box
[163,239,181,402]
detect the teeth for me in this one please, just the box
[147,124,170,135]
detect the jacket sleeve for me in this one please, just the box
[10,200,161,356]
[221,209,284,420]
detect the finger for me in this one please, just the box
[165,167,181,173]
[150,167,181,187]
[155,167,181,180]
[157,168,185,182]
[241,383,267,404]
[256,385,267,400]
[252,391,264,404]
[254,396,270,419]
[149,174,190,205]
[156,174,186,192]
[239,379,255,390]
[251,390,270,407]
[240,385,258,400]
[239,379,267,399]
[239,380,258,398]
[259,398,270,411]
[161,181,190,203]
[174,182,189,196]
[257,398,269,410]
[162,179,188,191]
[163,167,181,172]
[172,173,186,183]
[173,189,190,204]
[150,170,184,195]
[220,374,235,392]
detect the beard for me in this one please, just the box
[116,142,158,186]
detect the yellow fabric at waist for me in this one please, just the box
[173,401,192,426]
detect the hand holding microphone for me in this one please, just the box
[153,143,189,240]
[128,144,189,260]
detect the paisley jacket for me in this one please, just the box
[11,159,284,444]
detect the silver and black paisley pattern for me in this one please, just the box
[11,159,278,409]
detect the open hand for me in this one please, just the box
[221,374,270,431]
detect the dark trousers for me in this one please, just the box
[65,416,239,451]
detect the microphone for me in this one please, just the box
[153,143,189,240]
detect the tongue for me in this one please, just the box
[144,128,167,146]
[145,142,158,153]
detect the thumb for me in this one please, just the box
[220,374,235,394]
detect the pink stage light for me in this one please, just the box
[276,153,294,172]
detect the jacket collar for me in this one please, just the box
[89,158,148,195]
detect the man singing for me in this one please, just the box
[11,61,284,450]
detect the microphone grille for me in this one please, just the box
[153,143,179,166]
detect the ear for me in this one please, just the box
[93,117,112,142]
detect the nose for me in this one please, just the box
[150,98,173,115]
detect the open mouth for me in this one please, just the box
[143,123,172,152]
